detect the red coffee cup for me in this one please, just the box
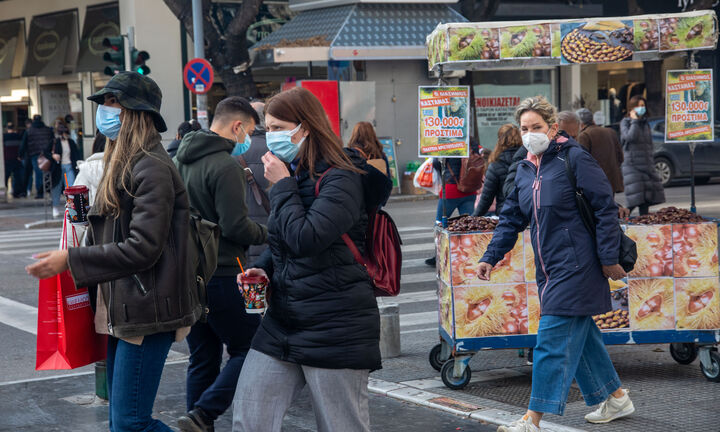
[238,274,268,314]
[64,185,90,225]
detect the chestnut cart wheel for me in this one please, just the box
[429,344,445,371]
[441,358,472,390]
[669,343,698,365]
[699,349,720,382]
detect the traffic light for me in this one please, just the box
[131,49,150,75]
[102,36,125,76]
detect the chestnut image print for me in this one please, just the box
[675,278,720,330]
[659,15,714,51]
[626,225,673,277]
[673,223,718,278]
[628,279,675,331]
[454,284,528,338]
[527,283,540,334]
[449,232,524,286]
[561,21,633,64]
[523,230,536,283]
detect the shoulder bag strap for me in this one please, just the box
[562,148,596,238]
[235,155,271,214]
[314,168,366,265]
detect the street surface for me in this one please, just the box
[1,180,719,431]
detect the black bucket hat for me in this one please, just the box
[88,71,167,132]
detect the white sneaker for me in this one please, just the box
[585,389,635,424]
[497,416,540,432]
[52,207,61,219]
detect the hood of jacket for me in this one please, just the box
[175,129,233,164]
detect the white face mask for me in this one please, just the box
[522,132,551,155]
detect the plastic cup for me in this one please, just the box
[238,274,268,314]
[64,185,90,225]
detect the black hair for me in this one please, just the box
[65,114,74,123]
[213,96,260,126]
[32,114,42,122]
[92,132,107,153]
[177,121,193,138]
[190,119,201,131]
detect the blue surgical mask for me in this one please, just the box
[634,106,646,117]
[266,124,305,163]
[231,128,253,156]
[96,105,122,140]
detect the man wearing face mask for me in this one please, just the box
[174,96,267,432]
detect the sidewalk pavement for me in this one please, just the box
[0,361,494,432]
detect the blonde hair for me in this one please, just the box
[95,109,162,216]
[515,96,557,126]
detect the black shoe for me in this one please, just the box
[425,256,437,266]
[178,408,214,432]
[34,195,43,199]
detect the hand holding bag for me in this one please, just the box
[36,211,107,370]
[413,159,441,195]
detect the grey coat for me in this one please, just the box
[620,117,665,208]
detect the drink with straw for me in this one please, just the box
[236,257,268,314]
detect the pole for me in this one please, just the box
[437,65,449,228]
[689,142,697,213]
[192,0,209,129]
[125,26,134,72]
[180,21,191,121]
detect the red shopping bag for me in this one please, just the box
[36,212,107,370]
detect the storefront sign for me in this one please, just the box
[427,9,717,71]
[379,138,399,188]
[76,3,120,73]
[23,10,78,77]
[665,69,714,143]
[418,86,470,158]
[473,84,552,150]
[0,20,23,79]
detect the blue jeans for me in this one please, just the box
[29,155,44,197]
[106,332,174,432]
[529,315,622,415]
[52,164,75,206]
[435,194,476,223]
[186,275,261,421]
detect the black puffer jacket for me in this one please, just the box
[620,117,665,208]
[473,147,518,216]
[502,146,528,200]
[251,149,391,371]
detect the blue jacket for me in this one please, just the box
[480,134,619,316]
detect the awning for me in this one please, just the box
[23,10,79,77]
[0,19,26,80]
[76,2,120,73]
[251,3,467,64]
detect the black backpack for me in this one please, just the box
[187,208,220,322]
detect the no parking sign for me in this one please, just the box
[183,58,214,95]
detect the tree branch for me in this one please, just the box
[227,0,264,35]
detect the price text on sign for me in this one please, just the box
[418,85,470,158]
[665,69,714,143]
[183,58,214,95]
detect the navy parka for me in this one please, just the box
[481,134,620,316]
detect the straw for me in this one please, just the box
[64,173,69,188]
[236,256,245,275]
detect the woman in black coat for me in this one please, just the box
[620,95,665,215]
[232,87,391,432]
[49,124,81,217]
[473,124,522,216]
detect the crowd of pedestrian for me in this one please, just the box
[16,67,664,432]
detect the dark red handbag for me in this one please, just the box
[315,169,402,296]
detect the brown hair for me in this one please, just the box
[95,109,162,216]
[489,124,522,163]
[348,121,384,160]
[515,95,557,126]
[626,95,647,116]
[265,87,362,177]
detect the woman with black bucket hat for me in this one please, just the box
[27,71,201,431]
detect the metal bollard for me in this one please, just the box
[95,361,108,400]
[378,303,401,358]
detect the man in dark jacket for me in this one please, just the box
[174,97,267,432]
[239,101,270,265]
[167,120,200,158]
[3,123,25,198]
[576,108,624,194]
[19,115,54,199]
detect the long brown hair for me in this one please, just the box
[626,95,646,117]
[348,121,384,159]
[489,124,522,163]
[265,87,362,177]
[95,109,162,216]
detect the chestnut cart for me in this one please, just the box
[428,219,720,390]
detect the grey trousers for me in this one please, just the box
[232,349,370,432]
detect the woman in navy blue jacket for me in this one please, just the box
[478,96,635,432]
